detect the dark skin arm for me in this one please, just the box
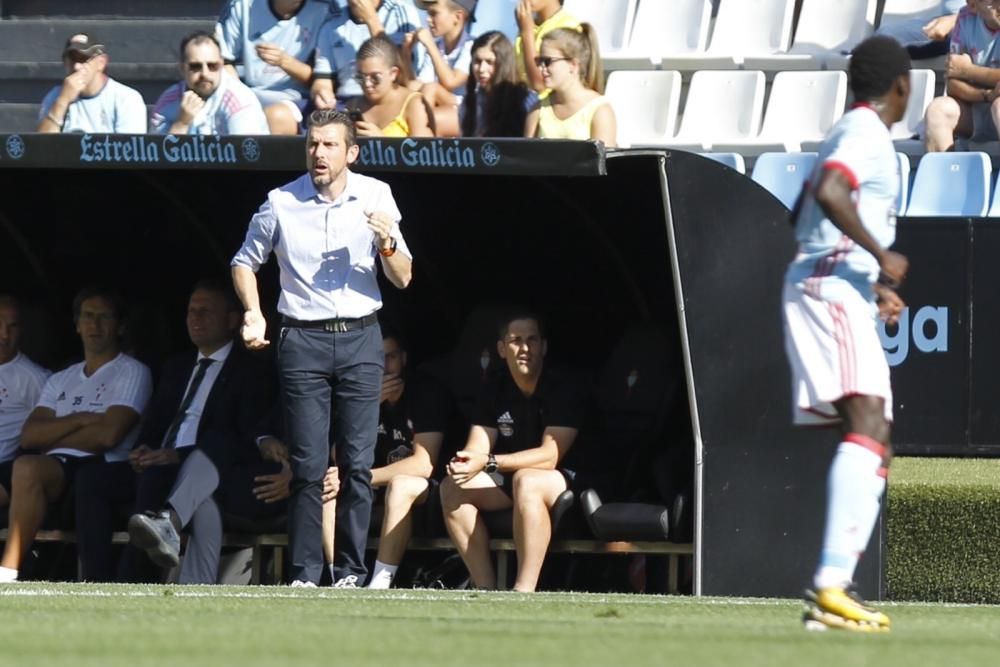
[813,167,909,287]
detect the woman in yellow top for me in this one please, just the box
[524,24,617,147]
[349,35,435,138]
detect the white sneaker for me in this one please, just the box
[333,575,359,589]
[290,580,317,588]
[367,570,394,590]
[0,566,18,583]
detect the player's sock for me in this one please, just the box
[367,560,398,589]
[853,465,888,554]
[327,563,336,582]
[813,434,884,591]
[0,566,18,583]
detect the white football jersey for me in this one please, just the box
[0,353,50,462]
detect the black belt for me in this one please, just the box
[283,312,378,333]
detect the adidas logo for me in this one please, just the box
[497,411,513,424]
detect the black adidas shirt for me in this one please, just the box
[373,373,452,468]
[474,365,585,455]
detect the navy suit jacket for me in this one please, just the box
[135,343,273,470]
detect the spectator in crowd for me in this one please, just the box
[924,0,1000,152]
[216,0,333,135]
[460,31,536,137]
[347,36,435,137]
[524,25,616,146]
[151,31,270,136]
[514,0,579,92]
[231,109,412,588]
[355,330,450,589]
[0,296,51,510]
[405,0,475,137]
[876,0,966,59]
[312,0,423,110]
[73,280,271,583]
[0,288,152,583]
[37,34,147,134]
[440,312,586,592]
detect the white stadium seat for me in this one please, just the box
[699,152,747,174]
[906,152,992,217]
[613,0,712,70]
[713,70,847,155]
[877,0,947,31]
[666,70,766,151]
[751,152,819,209]
[897,152,912,215]
[701,0,796,68]
[563,0,637,61]
[892,69,935,142]
[605,70,682,147]
[743,0,878,71]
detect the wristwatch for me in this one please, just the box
[378,237,397,257]
[484,452,498,474]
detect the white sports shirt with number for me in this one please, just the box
[38,353,152,462]
[785,104,899,301]
[0,353,51,462]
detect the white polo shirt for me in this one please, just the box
[0,353,51,462]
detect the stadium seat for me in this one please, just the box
[472,0,519,42]
[563,0,637,61]
[613,0,712,71]
[877,0,945,31]
[751,152,819,209]
[984,164,1000,217]
[699,152,747,174]
[714,70,847,154]
[700,0,796,68]
[897,152,912,215]
[605,70,681,147]
[906,152,992,216]
[892,69,935,155]
[666,70,766,151]
[742,0,878,71]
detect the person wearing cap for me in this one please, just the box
[37,34,147,134]
[215,0,334,135]
[311,0,423,110]
[150,31,270,136]
[403,0,476,137]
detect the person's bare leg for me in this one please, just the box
[1,455,65,570]
[440,474,511,589]
[321,497,337,567]
[924,96,972,152]
[264,102,301,136]
[375,475,430,565]
[511,469,567,592]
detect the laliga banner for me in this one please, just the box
[0,134,605,177]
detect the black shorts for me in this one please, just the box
[0,458,14,495]
[47,453,104,490]
[488,468,585,498]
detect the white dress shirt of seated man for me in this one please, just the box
[440,315,581,592]
[150,31,270,136]
[0,290,151,583]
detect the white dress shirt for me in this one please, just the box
[171,341,233,449]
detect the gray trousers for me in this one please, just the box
[168,449,222,585]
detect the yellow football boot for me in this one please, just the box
[802,587,890,632]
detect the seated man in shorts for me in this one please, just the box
[440,311,586,592]
[0,288,152,583]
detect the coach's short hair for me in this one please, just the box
[497,309,546,341]
[307,109,357,149]
[849,35,910,102]
[72,286,126,323]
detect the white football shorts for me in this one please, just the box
[782,279,893,426]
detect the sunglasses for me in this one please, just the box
[353,71,387,86]
[187,61,222,73]
[534,56,570,69]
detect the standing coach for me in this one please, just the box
[231,109,412,587]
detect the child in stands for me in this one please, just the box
[460,31,536,137]
[524,24,616,146]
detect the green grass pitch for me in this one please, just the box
[0,585,997,667]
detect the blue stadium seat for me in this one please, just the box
[700,152,747,174]
[985,166,1000,217]
[751,152,819,209]
[906,152,992,217]
[472,0,518,41]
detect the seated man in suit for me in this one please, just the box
[75,279,272,582]
[440,311,587,592]
[0,287,152,583]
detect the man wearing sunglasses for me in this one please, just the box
[150,31,269,136]
[37,34,147,134]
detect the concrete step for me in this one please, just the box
[0,0,219,18]
[0,102,40,132]
[0,62,180,104]
[0,18,215,63]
